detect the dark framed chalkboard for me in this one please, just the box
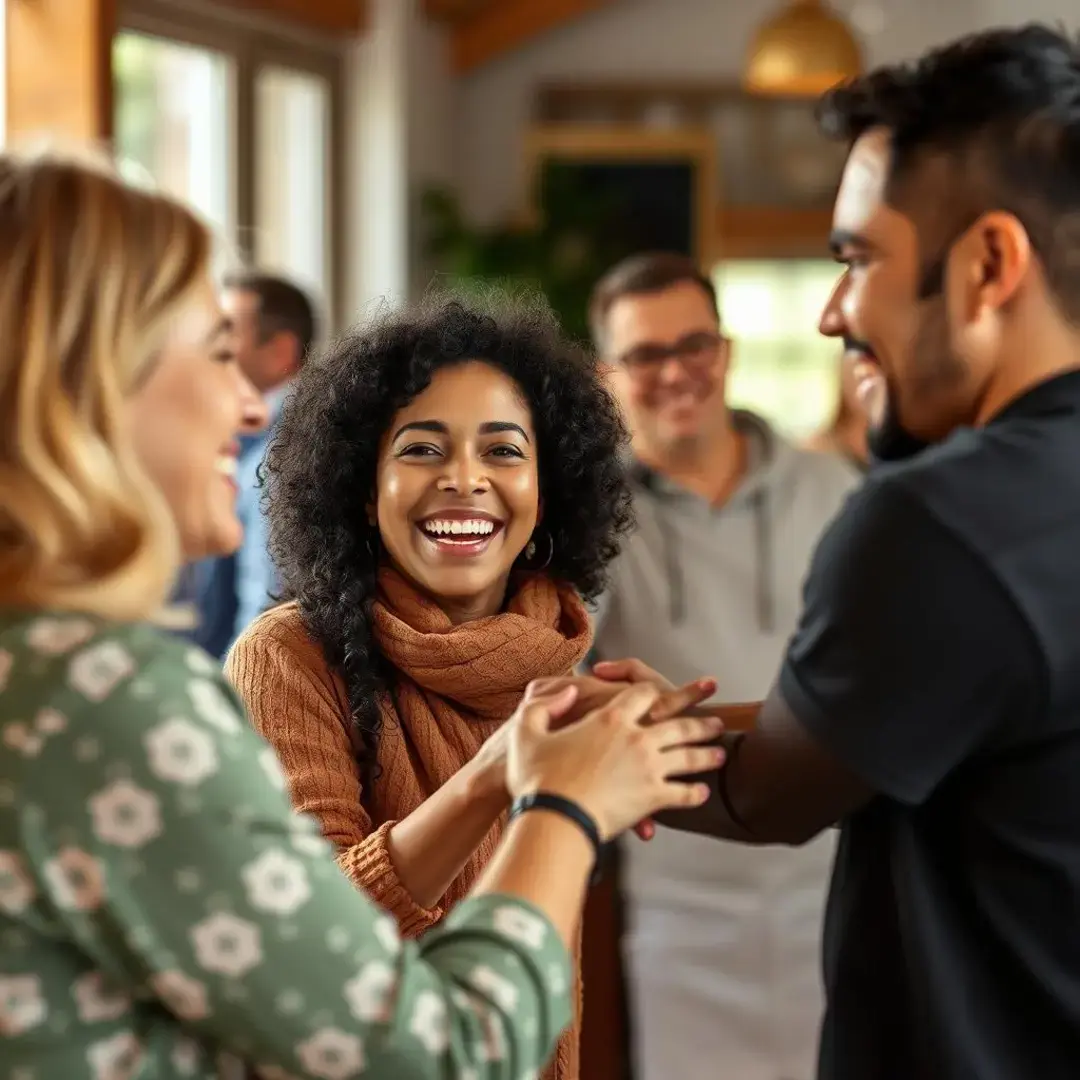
[521,125,719,265]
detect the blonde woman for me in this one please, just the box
[0,148,722,1078]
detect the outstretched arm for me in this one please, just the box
[655,688,872,843]
[601,478,1040,845]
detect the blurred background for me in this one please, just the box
[0,3,1060,1076]
[5,0,1055,443]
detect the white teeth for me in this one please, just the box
[421,518,496,537]
[215,455,237,478]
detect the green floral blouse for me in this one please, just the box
[0,612,571,1079]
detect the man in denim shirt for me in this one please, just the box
[194,272,317,659]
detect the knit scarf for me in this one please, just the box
[369,562,592,885]
[370,566,592,1080]
[372,565,592,774]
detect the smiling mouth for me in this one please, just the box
[850,353,884,406]
[214,453,238,488]
[417,517,504,557]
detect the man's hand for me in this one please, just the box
[592,659,723,840]
[525,669,717,726]
[523,663,720,840]
[592,658,673,691]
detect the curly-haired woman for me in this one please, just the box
[226,295,703,1079]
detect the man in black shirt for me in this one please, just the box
[578,23,1080,1080]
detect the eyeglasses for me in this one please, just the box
[615,331,726,376]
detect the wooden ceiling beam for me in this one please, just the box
[214,0,367,36]
[451,0,612,73]
[424,0,492,22]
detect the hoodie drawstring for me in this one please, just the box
[751,486,775,634]
[657,505,686,624]
[637,460,775,632]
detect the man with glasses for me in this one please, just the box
[586,252,856,1080]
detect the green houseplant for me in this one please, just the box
[419,164,627,343]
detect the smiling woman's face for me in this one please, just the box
[125,278,266,561]
[373,361,540,622]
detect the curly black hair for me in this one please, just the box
[264,292,634,780]
[817,24,1080,322]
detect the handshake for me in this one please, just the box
[473,658,759,844]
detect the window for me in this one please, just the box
[113,2,344,328]
[113,33,234,237]
[714,260,843,440]
[254,66,331,304]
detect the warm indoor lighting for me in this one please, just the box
[744,0,862,97]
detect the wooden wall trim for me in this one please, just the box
[716,206,834,260]
[6,0,117,142]
[452,0,611,74]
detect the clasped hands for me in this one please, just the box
[522,658,721,841]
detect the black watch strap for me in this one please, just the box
[508,791,606,884]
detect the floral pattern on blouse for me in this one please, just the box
[0,612,571,1079]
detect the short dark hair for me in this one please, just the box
[817,24,1080,323]
[223,270,317,358]
[266,293,633,777]
[588,252,719,350]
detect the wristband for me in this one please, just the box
[508,791,606,884]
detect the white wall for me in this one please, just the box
[407,11,457,296]
[453,0,987,226]
[451,0,1080,227]
[974,0,1080,27]
[345,0,1080,308]
[345,0,456,315]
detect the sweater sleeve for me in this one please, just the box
[225,612,443,935]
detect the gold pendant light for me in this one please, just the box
[744,0,862,97]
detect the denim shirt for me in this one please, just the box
[191,386,289,659]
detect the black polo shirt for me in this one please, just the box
[779,370,1080,1080]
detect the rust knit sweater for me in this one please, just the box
[226,589,592,1080]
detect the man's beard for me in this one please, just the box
[867,390,929,462]
[862,305,964,465]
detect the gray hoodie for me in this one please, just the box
[590,411,857,1080]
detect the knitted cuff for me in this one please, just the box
[337,819,444,937]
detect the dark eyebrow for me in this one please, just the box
[391,420,447,442]
[829,229,869,258]
[480,421,530,443]
[391,419,531,444]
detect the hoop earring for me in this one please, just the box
[525,531,554,571]
[365,532,380,560]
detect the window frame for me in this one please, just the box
[116,0,347,330]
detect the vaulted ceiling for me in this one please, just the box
[220,0,613,71]
[428,0,615,72]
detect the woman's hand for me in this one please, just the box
[506,683,726,841]
[467,685,582,807]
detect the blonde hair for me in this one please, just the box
[0,147,213,622]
